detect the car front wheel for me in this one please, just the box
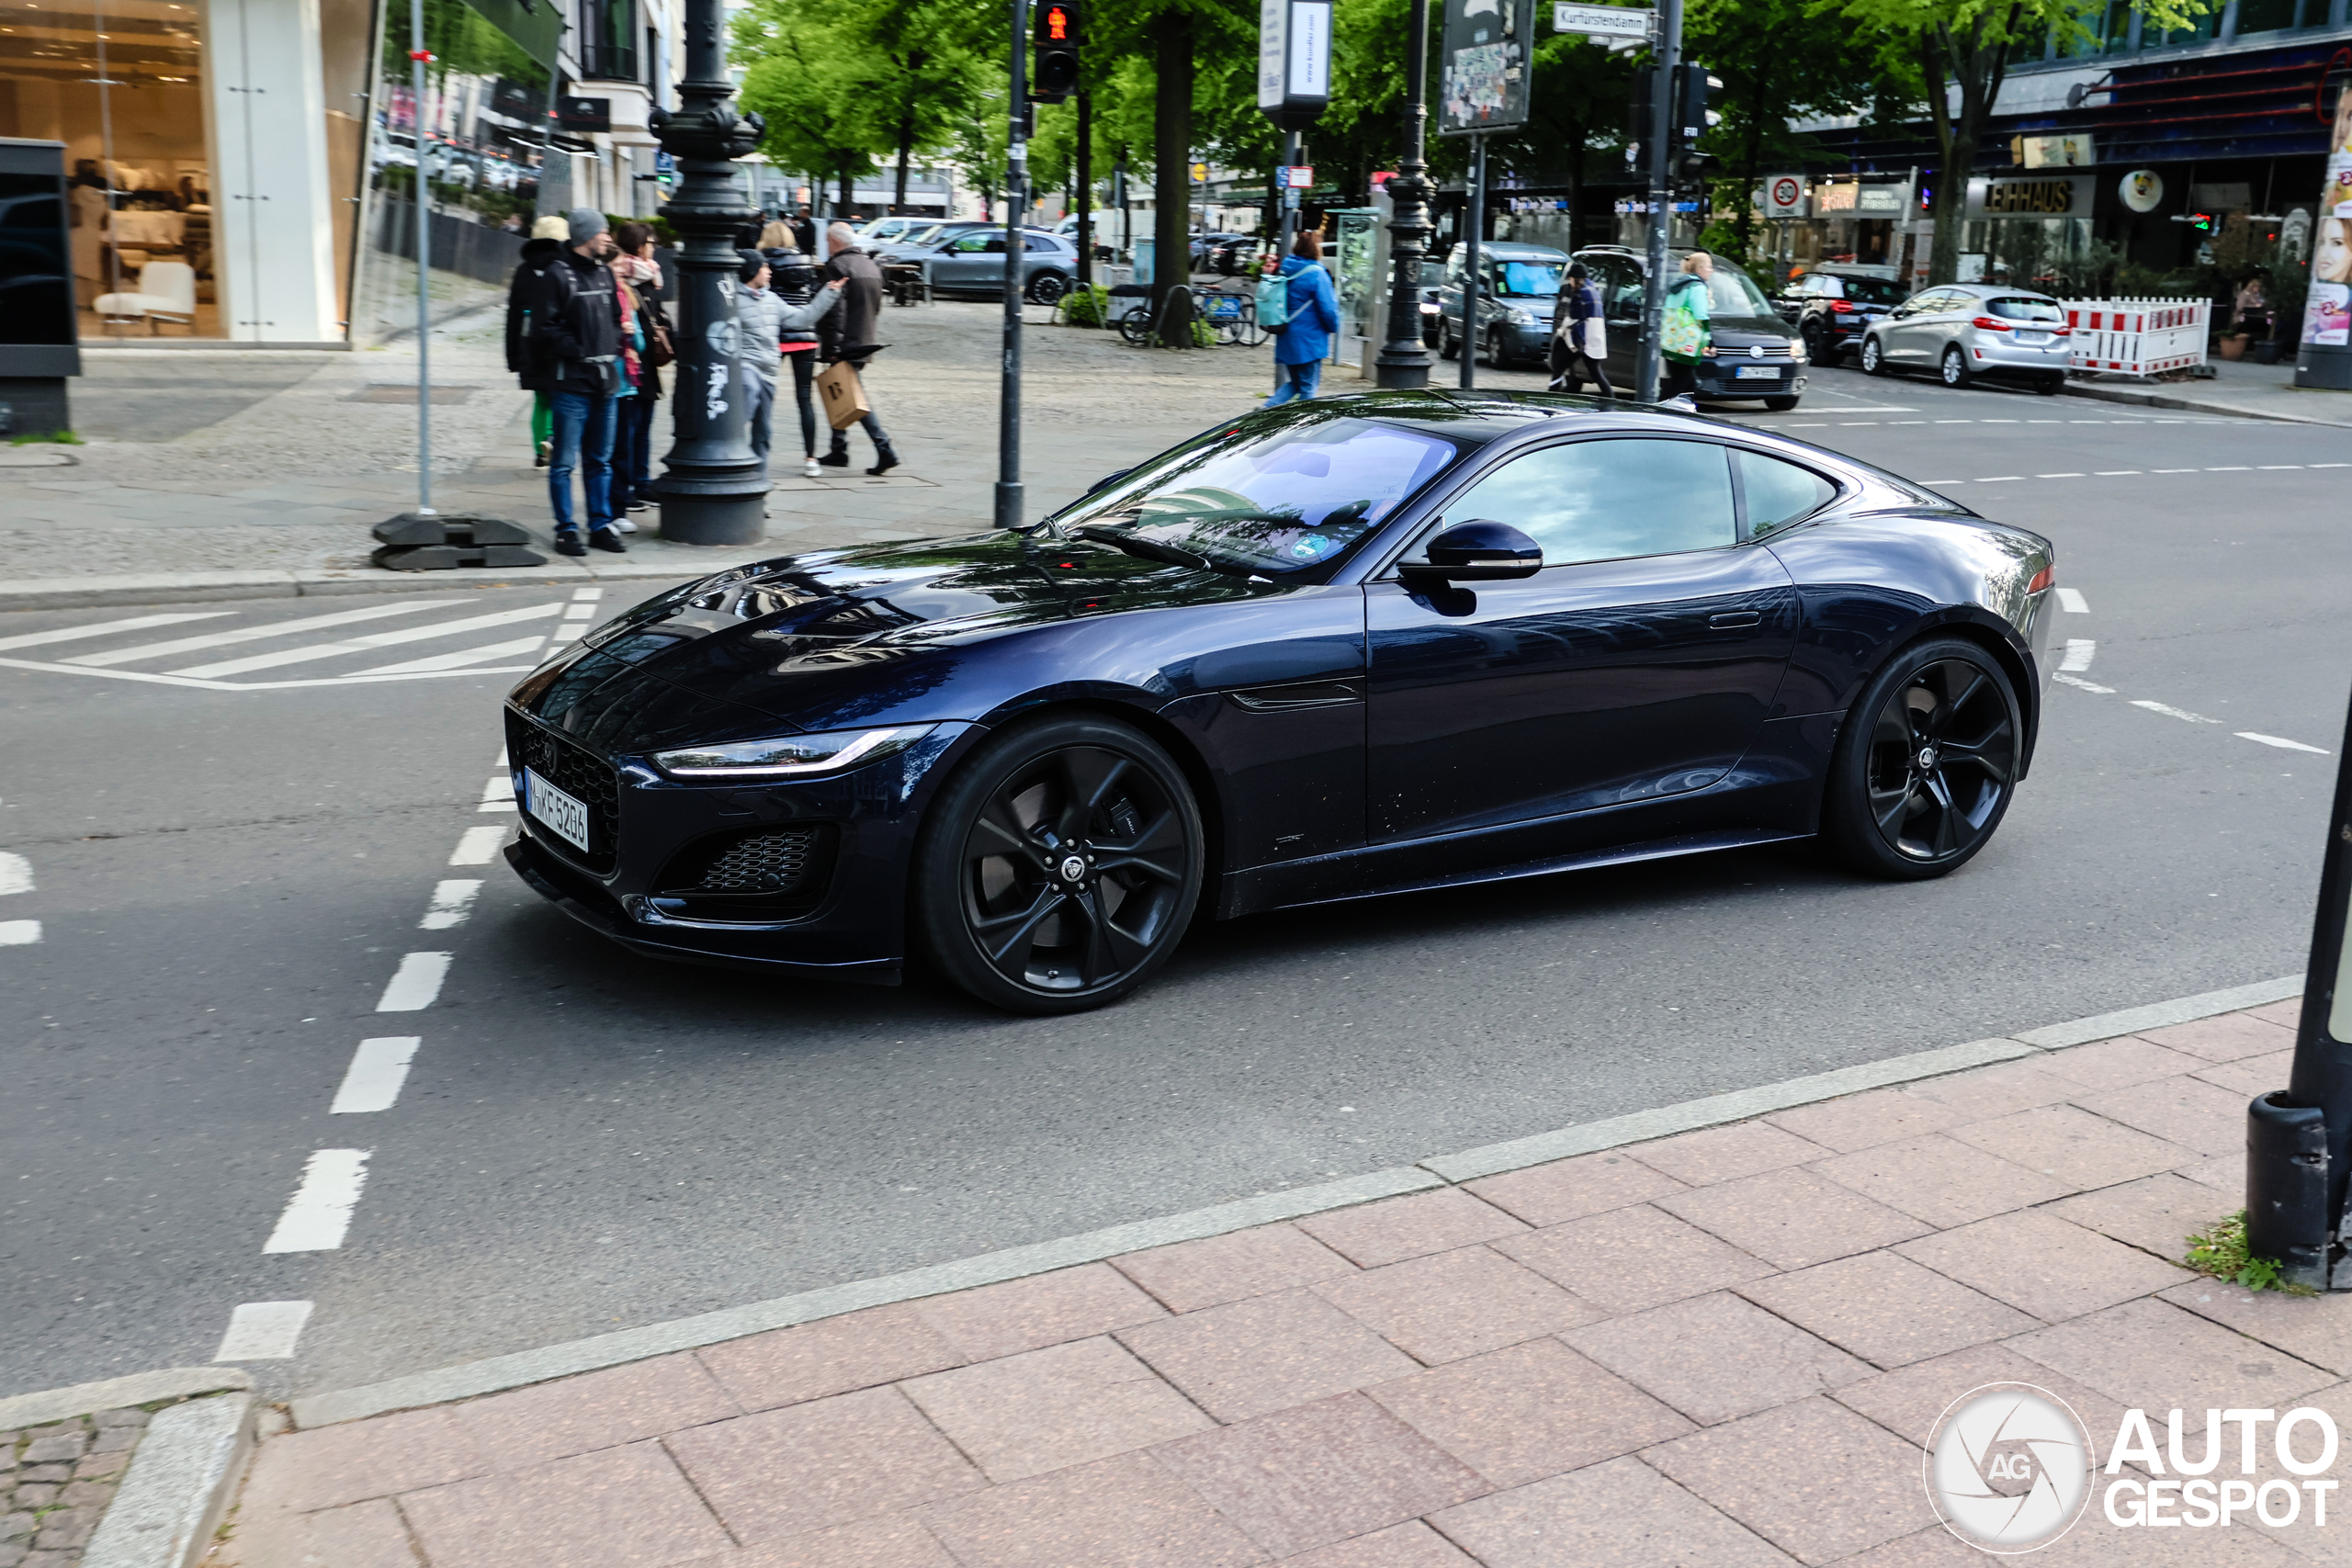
[1860,336,1887,376]
[1940,344,1972,388]
[913,716,1204,1014]
[1824,637,2021,880]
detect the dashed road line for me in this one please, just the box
[450,826,510,865]
[376,951,453,1012]
[479,774,516,812]
[2093,470,2142,476]
[421,880,483,931]
[356,635,548,676]
[2037,473,2086,479]
[2060,640,2097,672]
[2055,589,2089,613]
[214,1301,315,1361]
[2053,672,2115,693]
[262,1149,372,1253]
[0,851,29,897]
[0,919,40,945]
[2132,699,2219,725]
[332,1038,423,1115]
[2238,732,2333,755]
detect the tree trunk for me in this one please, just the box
[1736,80,1764,268]
[837,164,855,224]
[1152,8,1196,347]
[1923,9,2016,287]
[895,116,913,216]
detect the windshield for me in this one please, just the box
[1838,276,1908,306]
[1988,296,2064,322]
[1496,260,1563,296]
[1695,262,1775,317]
[1052,415,1459,576]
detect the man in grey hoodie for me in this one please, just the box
[735,249,843,465]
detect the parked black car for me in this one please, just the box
[1572,245,1808,410]
[1774,265,1910,365]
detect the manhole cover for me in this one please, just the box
[347,385,478,403]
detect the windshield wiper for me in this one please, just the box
[1069,525,1213,571]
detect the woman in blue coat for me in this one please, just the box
[1264,229,1341,407]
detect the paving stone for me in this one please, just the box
[2132,1013,2295,1062]
[0,1518,29,1545]
[911,1263,1170,1361]
[1565,1291,1873,1426]
[1313,1245,1599,1366]
[277,1498,424,1568]
[1367,1337,1693,1486]
[1894,1208,2192,1321]
[30,1507,97,1551]
[1112,1224,1358,1314]
[1656,1167,1931,1270]
[1737,1251,2041,1369]
[2192,1048,2294,1098]
[2158,1278,2352,1379]
[1903,1060,2085,1120]
[697,1303,965,1413]
[2071,1074,2249,1159]
[1296,1190,1529,1269]
[1496,1204,1775,1315]
[1464,1151,1688,1227]
[1425,1453,1796,1567]
[1761,1088,1968,1154]
[13,1469,62,1486]
[90,1410,145,1430]
[1623,1122,1830,1187]
[1116,1288,1420,1423]
[1949,1104,2192,1190]
[237,1406,490,1514]
[58,1479,112,1507]
[6,1491,53,1512]
[1811,1134,2072,1230]
[918,1450,1266,1568]
[1643,1395,1933,1563]
[2042,1171,2237,1262]
[2038,1037,2208,1091]
[681,1514,958,1566]
[662,1385,983,1542]
[15,1437,80,1466]
[455,1351,741,1471]
[2244,999,2303,1030]
[1271,1519,1478,1567]
[2008,1296,2335,1410]
[70,1449,127,1481]
[399,1439,733,1568]
[1828,1341,2137,1457]
[86,1427,141,1454]
[899,1336,1209,1483]
[0,1544,22,1568]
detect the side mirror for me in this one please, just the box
[1085,468,1133,496]
[1401,521,1544,584]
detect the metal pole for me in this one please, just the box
[996,0,1027,530]
[1459,131,1483,389]
[1276,129,1299,393]
[1636,0,1679,402]
[1374,0,1433,389]
[411,2,434,515]
[647,0,771,544]
[1076,90,1093,288]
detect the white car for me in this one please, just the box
[1859,283,2073,393]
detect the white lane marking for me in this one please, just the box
[1919,479,1966,485]
[2204,466,2253,472]
[1977,476,2025,482]
[495,748,507,768]
[2036,473,2086,479]
[2238,732,2332,755]
[548,627,580,646]
[2053,673,2115,693]
[2055,588,2088,614]
[214,1301,314,1360]
[571,587,605,602]
[449,826,509,865]
[0,611,232,653]
[478,775,516,814]
[171,603,564,679]
[2313,463,2352,469]
[0,655,544,692]
[2153,468,2199,473]
[0,919,40,945]
[2132,699,2218,724]
[1981,418,2019,423]
[331,1037,422,1114]
[2259,465,2305,470]
[62,600,467,667]
[262,1149,371,1253]
[420,879,483,931]
[1935,419,1972,423]
[1839,421,1879,426]
[0,852,29,896]
[2093,470,2142,476]
[1788,423,1826,427]
[2060,639,2097,672]
[352,635,547,676]
[376,952,453,1011]
[561,603,598,620]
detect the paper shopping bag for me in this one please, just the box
[816,360,870,430]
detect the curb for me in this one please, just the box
[286,971,2301,1431]
[0,1367,251,1432]
[80,1393,255,1568]
[2059,376,2352,427]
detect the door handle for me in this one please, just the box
[1709,611,1762,629]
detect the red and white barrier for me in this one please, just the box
[2061,298,2210,377]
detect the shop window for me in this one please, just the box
[2236,0,2301,31]
[580,0,635,83]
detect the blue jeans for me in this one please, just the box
[743,370,776,461]
[548,389,618,533]
[1264,359,1322,407]
[610,393,657,510]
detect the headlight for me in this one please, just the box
[651,724,936,778]
[1505,309,1533,325]
[1791,344,1807,363]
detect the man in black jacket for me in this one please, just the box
[504,215,567,467]
[532,208,628,555]
[815,223,898,476]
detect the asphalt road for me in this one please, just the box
[6,364,2345,1403]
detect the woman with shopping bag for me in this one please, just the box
[1547,259,1612,397]
[1659,251,1714,400]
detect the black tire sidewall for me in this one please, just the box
[1861,337,1884,375]
[912,715,1204,1013]
[1824,637,2021,881]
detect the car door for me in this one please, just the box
[934,231,997,290]
[1595,257,1645,385]
[1883,290,1950,364]
[1364,435,1801,842]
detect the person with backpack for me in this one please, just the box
[1660,250,1714,400]
[1260,229,1340,408]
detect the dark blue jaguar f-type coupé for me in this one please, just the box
[503,389,2059,1013]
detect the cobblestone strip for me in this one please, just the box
[0,1406,153,1568]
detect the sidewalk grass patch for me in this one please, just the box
[2185,1209,2317,1295]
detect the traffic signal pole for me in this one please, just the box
[1458,131,1484,389]
[1635,0,1680,403]
[996,0,1029,531]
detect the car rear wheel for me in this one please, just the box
[1940,344,1972,388]
[1860,336,1887,376]
[1486,326,1510,367]
[1028,271,1069,305]
[913,715,1204,1014]
[1439,321,1460,360]
[1802,323,1827,363]
[1824,637,2021,881]
[2034,374,2064,396]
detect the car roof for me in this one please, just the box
[1473,243,1568,260]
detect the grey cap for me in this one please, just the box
[567,207,608,243]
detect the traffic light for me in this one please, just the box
[1626,63,1657,170]
[1668,62,1721,183]
[1032,0,1080,104]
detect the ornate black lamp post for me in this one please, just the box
[1374,0,1434,389]
[648,0,769,546]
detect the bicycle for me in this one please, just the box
[1196,288,1264,347]
[1117,284,1193,346]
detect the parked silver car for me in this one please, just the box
[1858,284,2073,393]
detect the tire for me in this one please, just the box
[1487,327,1509,368]
[1940,344,1972,389]
[1028,271,1069,306]
[1823,637,2022,881]
[1117,307,1152,347]
[912,715,1205,1014]
[1439,321,1460,360]
[1859,335,1887,376]
[2033,374,2064,397]
[1764,395,1801,412]
[1801,323,1826,365]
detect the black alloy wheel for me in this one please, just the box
[1860,335,1887,376]
[1940,344,1972,388]
[1028,271,1070,306]
[1825,638,2021,880]
[914,716,1204,1013]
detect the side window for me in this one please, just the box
[951,234,991,254]
[1819,276,1846,299]
[1735,450,1837,538]
[1438,439,1736,568]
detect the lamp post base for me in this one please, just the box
[657,488,767,547]
[1374,344,1432,389]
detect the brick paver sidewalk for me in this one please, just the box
[210,1001,2336,1567]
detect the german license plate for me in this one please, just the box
[2018,331,2050,344]
[524,768,591,852]
[1734,365,1780,379]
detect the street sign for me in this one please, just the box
[1765,174,1804,218]
[1258,0,1332,129]
[1285,164,1313,188]
[1440,0,1534,137]
[1553,3,1652,38]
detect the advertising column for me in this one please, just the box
[2296,83,2352,389]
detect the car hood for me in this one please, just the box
[1708,315,1799,345]
[511,530,1267,733]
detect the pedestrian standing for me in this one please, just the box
[1547,259,1613,398]
[764,240,830,477]
[507,214,570,468]
[1659,250,1714,401]
[815,222,899,475]
[735,248,845,469]
[608,221,673,525]
[788,208,817,255]
[532,208,628,556]
[1262,229,1340,409]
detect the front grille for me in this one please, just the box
[653,824,838,922]
[690,828,823,894]
[508,715,621,874]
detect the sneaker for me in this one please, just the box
[553,530,587,557]
[535,439,550,468]
[626,500,650,513]
[588,528,628,553]
[801,457,821,478]
[816,449,851,468]
[610,517,637,534]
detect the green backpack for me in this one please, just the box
[1254,273,1291,330]
[1661,277,1708,364]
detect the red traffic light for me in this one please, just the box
[1044,4,1069,40]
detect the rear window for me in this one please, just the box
[1837,276,1907,306]
[1987,297,2064,322]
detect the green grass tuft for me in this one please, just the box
[2185,1210,2318,1296]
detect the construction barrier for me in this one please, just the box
[2061,298,2210,378]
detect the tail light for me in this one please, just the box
[2027,564,2055,595]
[1830,299,1856,313]
[1971,315,2014,332]
[2052,325,2071,336]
